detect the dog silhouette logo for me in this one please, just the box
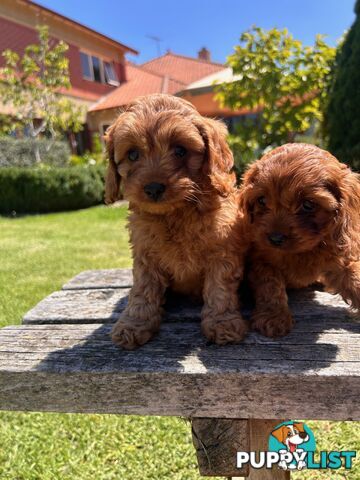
[268,421,316,471]
[237,420,356,471]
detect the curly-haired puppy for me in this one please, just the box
[241,143,360,337]
[105,94,249,349]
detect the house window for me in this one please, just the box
[104,62,119,86]
[80,52,93,80]
[92,56,102,83]
[80,52,119,85]
[102,124,110,135]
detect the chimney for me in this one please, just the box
[198,47,211,62]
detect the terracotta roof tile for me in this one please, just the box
[89,63,185,112]
[58,86,102,102]
[89,53,224,112]
[141,52,224,85]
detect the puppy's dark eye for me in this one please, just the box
[287,431,292,437]
[127,149,139,162]
[302,200,315,212]
[257,196,266,207]
[174,145,187,158]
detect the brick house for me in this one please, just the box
[88,51,249,136]
[0,0,137,153]
[0,0,247,153]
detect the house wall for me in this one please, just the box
[87,91,249,137]
[0,0,127,100]
[179,91,249,118]
[87,108,120,136]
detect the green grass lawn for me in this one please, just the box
[0,206,358,479]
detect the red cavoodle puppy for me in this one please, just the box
[105,94,249,349]
[241,143,360,337]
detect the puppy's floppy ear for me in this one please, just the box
[271,425,287,445]
[195,117,235,196]
[331,167,360,255]
[239,161,260,223]
[104,123,121,204]
[242,161,260,186]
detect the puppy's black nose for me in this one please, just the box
[268,232,286,246]
[144,182,166,201]
[299,432,307,439]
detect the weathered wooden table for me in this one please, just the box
[0,269,359,479]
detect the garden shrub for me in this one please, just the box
[69,152,105,166]
[228,135,259,183]
[0,165,105,214]
[0,137,70,167]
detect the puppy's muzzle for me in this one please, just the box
[268,232,287,247]
[144,182,166,201]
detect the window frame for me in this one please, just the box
[104,61,120,86]
[80,51,94,81]
[91,55,104,83]
[80,51,120,86]
[100,123,111,137]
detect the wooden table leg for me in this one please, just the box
[191,418,249,477]
[192,418,290,479]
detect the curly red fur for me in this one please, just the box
[105,94,249,349]
[241,143,360,337]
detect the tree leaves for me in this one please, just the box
[216,26,336,161]
[0,25,84,163]
[324,6,360,170]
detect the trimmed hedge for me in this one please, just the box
[324,1,360,171]
[0,166,105,214]
[0,137,71,167]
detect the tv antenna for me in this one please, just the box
[146,35,163,56]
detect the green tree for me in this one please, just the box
[217,27,336,163]
[324,1,360,170]
[0,25,83,163]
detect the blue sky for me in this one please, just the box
[36,0,356,64]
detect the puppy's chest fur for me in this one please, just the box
[263,248,335,288]
[129,202,241,294]
[281,254,327,288]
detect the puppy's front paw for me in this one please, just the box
[201,312,249,345]
[252,306,294,338]
[111,315,159,350]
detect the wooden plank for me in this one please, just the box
[60,268,353,316]
[1,325,359,359]
[23,285,359,326]
[0,323,359,419]
[22,288,204,325]
[191,418,249,477]
[23,289,131,324]
[62,269,133,290]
